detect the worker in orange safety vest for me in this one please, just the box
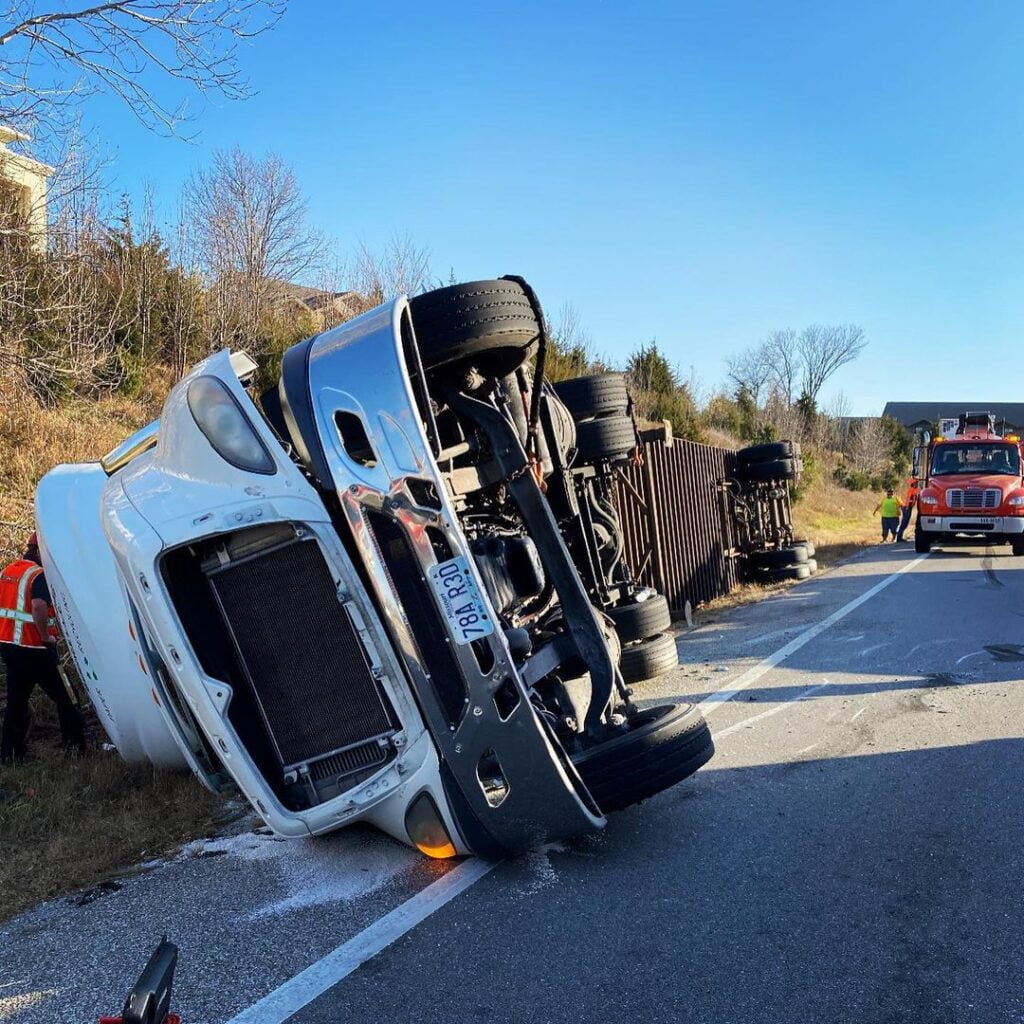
[895,477,920,543]
[1,532,85,763]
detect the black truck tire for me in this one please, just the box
[409,279,540,372]
[915,528,932,554]
[553,373,630,420]
[759,563,811,582]
[572,703,714,813]
[738,441,793,466]
[805,558,818,574]
[608,594,672,643]
[619,630,679,683]
[575,415,637,464]
[740,458,795,482]
[750,546,808,570]
[1012,541,1024,556]
[794,539,815,558]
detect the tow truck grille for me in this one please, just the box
[946,488,1000,510]
[209,536,396,769]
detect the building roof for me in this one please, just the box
[882,402,1024,427]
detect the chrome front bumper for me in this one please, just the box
[919,514,1024,535]
[279,297,605,856]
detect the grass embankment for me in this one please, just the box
[792,475,881,568]
[0,374,227,922]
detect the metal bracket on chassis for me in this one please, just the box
[445,387,619,736]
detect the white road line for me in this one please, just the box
[698,554,929,717]
[225,857,497,1024]
[713,682,830,738]
[850,707,867,722]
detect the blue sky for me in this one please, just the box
[80,1,1024,414]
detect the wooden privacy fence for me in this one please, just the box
[614,431,741,615]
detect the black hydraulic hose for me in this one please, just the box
[501,274,548,460]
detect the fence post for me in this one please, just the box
[640,446,668,596]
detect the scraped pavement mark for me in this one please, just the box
[224,554,931,1024]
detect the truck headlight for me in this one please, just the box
[1008,496,1024,507]
[187,376,276,475]
[920,494,939,506]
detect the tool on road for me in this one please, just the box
[98,937,180,1024]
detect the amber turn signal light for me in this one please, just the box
[404,792,458,859]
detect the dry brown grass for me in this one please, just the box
[0,368,226,921]
[0,369,164,562]
[792,473,881,568]
[0,744,222,921]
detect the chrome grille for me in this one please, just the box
[946,488,1000,510]
[208,537,396,769]
[309,738,390,783]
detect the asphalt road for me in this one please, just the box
[3,541,1024,1023]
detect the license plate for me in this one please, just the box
[428,555,495,645]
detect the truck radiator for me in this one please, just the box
[946,488,1000,510]
[208,534,396,770]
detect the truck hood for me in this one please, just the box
[929,474,1020,491]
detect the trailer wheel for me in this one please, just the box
[572,702,714,814]
[750,546,807,570]
[574,415,637,464]
[737,441,793,466]
[759,563,811,583]
[914,529,932,554]
[619,630,679,683]
[794,539,815,558]
[553,373,629,420]
[608,593,672,643]
[409,279,540,372]
[739,458,795,482]
[805,558,818,574]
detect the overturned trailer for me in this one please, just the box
[37,279,713,858]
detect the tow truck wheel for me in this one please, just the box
[608,593,672,643]
[915,529,932,554]
[1012,541,1024,556]
[572,702,714,813]
[409,278,541,372]
[619,630,679,682]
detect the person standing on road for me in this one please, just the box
[0,532,85,764]
[895,477,920,542]
[873,489,903,543]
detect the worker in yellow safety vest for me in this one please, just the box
[0,532,85,763]
[872,489,904,544]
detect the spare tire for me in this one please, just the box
[575,415,637,464]
[738,441,793,466]
[749,546,808,570]
[619,630,679,683]
[608,594,672,643]
[740,458,795,482]
[409,279,540,372]
[553,373,629,420]
[572,703,714,813]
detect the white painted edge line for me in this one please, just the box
[225,857,497,1024]
[698,554,929,718]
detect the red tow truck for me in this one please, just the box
[915,411,1024,554]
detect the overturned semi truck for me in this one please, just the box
[36,279,714,858]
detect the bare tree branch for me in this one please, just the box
[0,0,285,137]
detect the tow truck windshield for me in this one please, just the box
[931,442,1021,476]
